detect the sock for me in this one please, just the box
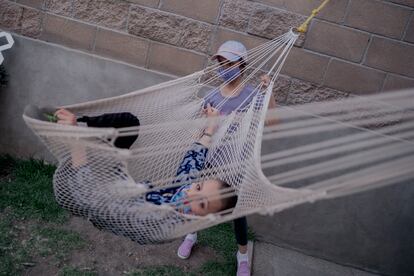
[237,250,249,264]
[185,232,197,242]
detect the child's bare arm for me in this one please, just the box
[260,74,271,87]
[199,104,219,147]
[260,75,279,126]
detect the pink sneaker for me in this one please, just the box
[177,238,196,259]
[237,261,250,276]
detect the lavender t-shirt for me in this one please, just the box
[204,84,257,115]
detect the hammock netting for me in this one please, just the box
[23,29,414,244]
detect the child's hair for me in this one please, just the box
[201,166,238,212]
[238,58,247,69]
[219,56,246,73]
[216,179,238,212]
[237,58,247,75]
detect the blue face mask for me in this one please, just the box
[171,186,192,214]
[217,66,241,82]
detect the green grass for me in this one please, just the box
[0,213,86,275]
[0,215,82,274]
[0,212,30,276]
[28,226,86,259]
[197,260,236,275]
[127,266,187,276]
[126,223,256,275]
[60,266,98,276]
[197,223,255,275]
[0,155,85,275]
[0,155,68,223]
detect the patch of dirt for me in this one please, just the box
[22,255,59,276]
[25,216,218,275]
[0,210,57,276]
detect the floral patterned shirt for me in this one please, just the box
[145,143,208,213]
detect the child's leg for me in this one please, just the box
[234,217,251,275]
[234,217,248,252]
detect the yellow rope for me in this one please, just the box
[297,0,331,33]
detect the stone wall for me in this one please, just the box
[1,0,414,101]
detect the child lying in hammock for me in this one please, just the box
[143,103,237,216]
[54,105,237,218]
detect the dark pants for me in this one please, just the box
[234,216,248,246]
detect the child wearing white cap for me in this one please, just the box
[177,40,277,276]
[206,40,276,115]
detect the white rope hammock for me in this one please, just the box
[23,28,414,244]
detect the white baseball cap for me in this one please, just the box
[212,40,248,62]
